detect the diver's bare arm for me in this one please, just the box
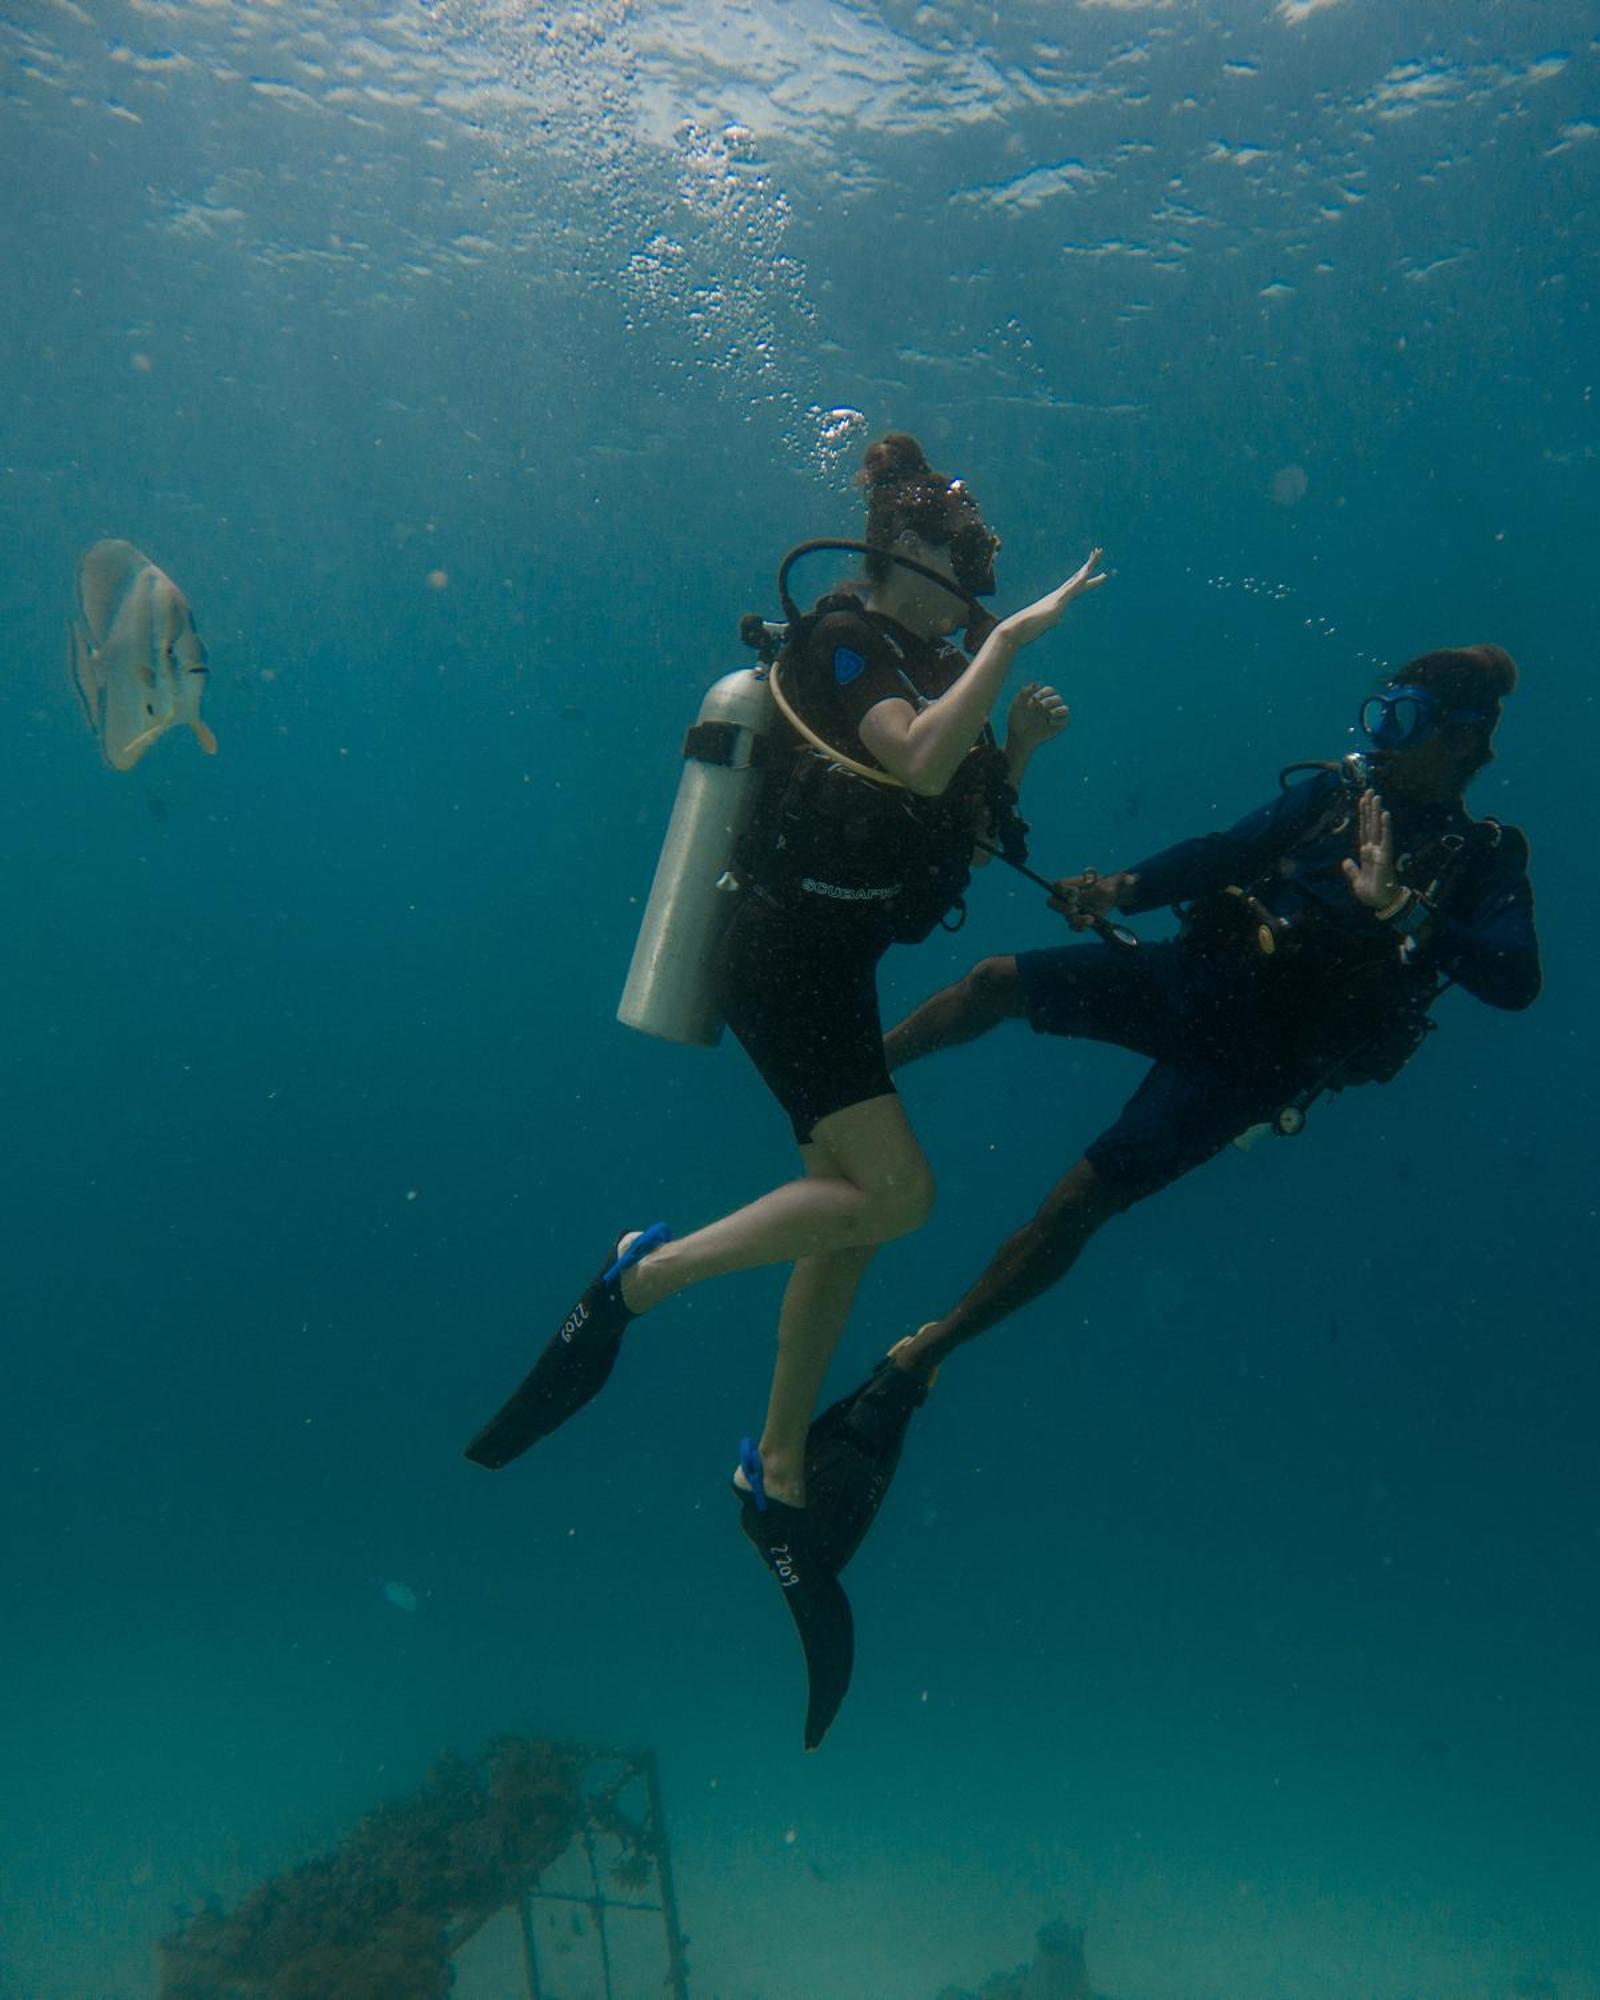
[861,550,1104,796]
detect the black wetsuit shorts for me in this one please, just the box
[718,891,895,1147]
[1016,940,1304,1201]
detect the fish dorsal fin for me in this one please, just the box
[66,620,103,730]
[77,539,153,647]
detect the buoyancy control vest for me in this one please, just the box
[735,593,1027,943]
[1182,755,1515,1090]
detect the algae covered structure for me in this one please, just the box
[156,1734,688,2000]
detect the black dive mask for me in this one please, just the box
[944,481,1000,650]
[945,480,1000,600]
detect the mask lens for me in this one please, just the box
[952,530,996,598]
[1362,690,1431,749]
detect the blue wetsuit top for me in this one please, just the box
[1123,769,1541,1013]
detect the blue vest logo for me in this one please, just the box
[833,645,865,686]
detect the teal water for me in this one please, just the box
[1,5,1595,1997]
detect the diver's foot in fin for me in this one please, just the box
[736,1441,854,1752]
[802,1342,933,1575]
[463,1223,671,1469]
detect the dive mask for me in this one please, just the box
[945,479,1000,599]
[1359,684,1490,751]
[945,479,1000,650]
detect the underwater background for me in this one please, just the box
[1,2,1596,1996]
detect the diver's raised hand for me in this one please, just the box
[1340,790,1402,911]
[998,547,1107,652]
[1005,682,1070,759]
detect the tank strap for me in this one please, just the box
[683,719,767,769]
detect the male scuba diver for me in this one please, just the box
[798,644,1541,1571]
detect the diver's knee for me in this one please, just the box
[1081,1161,1131,1219]
[867,1156,936,1241]
[968,952,1020,1000]
[1040,1157,1127,1230]
[967,955,1025,1020]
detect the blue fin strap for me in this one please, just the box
[602,1221,671,1287]
[738,1436,768,1513]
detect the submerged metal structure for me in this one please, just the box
[506,1744,690,2000]
[157,1734,689,2000]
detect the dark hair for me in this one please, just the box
[1398,643,1518,708]
[1393,644,1519,774]
[857,432,966,583]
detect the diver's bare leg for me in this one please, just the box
[732,1135,879,1507]
[622,1094,931,1312]
[756,1239,878,1506]
[884,956,1027,1071]
[893,1157,1127,1376]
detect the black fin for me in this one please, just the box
[464,1238,642,1469]
[803,1359,928,1574]
[739,1492,855,1751]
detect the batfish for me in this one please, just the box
[67,538,216,770]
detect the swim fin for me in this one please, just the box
[736,1441,854,1752]
[803,1356,929,1575]
[463,1224,671,1469]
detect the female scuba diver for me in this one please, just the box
[466,432,1105,1747]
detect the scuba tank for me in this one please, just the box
[617,666,776,1046]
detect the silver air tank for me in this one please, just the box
[617,666,777,1046]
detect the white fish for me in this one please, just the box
[67,538,216,770]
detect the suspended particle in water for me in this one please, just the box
[1271,463,1309,506]
[131,352,153,373]
[426,568,449,591]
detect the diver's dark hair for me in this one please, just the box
[858,432,965,582]
[1393,644,1519,774]
[1397,643,1518,708]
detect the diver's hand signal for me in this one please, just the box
[1341,788,1402,911]
[1060,546,1107,600]
[998,547,1107,652]
[1006,681,1070,755]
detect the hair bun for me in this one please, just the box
[1466,644,1519,700]
[862,431,932,489]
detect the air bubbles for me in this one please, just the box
[1201,571,1379,662]
[1205,573,1294,602]
[807,404,868,478]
